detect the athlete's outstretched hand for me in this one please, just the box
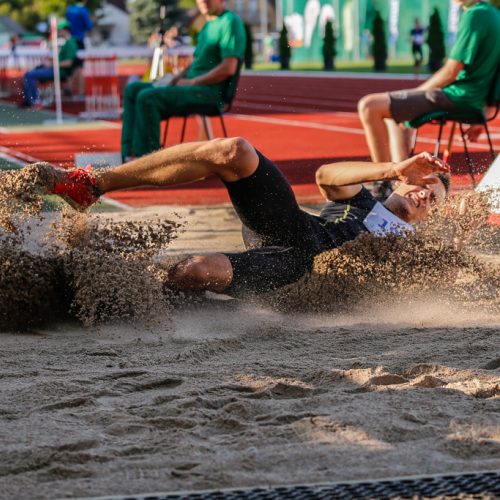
[394,152,450,186]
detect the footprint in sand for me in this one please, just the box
[248,382,314,399]
[405,364,443,378]
[340,368,408,389]
[411,375,447,388]
[367,374,408,386]
[482,358,500,370]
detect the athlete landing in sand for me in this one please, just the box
[42,137,449,296]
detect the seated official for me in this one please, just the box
[358,0,500,163]
[121,0,245,160]
[21,21,79,108]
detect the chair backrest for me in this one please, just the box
[485,63,500,122]
[486,63,500,106]
[222,58,243,111]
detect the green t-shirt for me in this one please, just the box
[58,36,79,78]
[443,1,500,110]
[187,10,246,94]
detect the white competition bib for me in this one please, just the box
[363,202,414,236]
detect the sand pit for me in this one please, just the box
[0,173,499,498]
[0,295,499,499]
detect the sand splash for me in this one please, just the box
[0,163,498,330]
[266,193,499,316]
[0,164,182,330]
[0,162,58,232]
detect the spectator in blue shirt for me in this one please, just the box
[66,0,93,49]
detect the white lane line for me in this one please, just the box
[0,145,40,163]
[231,114,499,152]
[233,113,367,135]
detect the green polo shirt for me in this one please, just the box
[443,1,500,110]
[58,36,79,79]
[187,10,246,93]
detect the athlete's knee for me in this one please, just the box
[206,137,250,164]
[358,93,390,120]
[206,137,258,179]
[136,87,156,107]
[124,81,144,98]
[168,254,232,292]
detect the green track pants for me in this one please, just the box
[121,81,222,158]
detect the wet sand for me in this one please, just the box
[0,205,499,500]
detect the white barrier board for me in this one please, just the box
[476,154,500,214]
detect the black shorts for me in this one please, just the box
[389,88,457,124]
[222,151,329,296]
[73,39,85,68]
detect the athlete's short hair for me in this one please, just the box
[436,172,450,195]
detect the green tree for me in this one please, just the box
[279,25,291,70]
[322,20,336,70]
[0,0,101,32]
[371,10,387,71]
[130,0,183,44]
[244,23,254,69]
[427,8,445,72]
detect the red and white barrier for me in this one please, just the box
[80,55,121,119]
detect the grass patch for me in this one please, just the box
[0,157,23,170]
[252,59,429,75]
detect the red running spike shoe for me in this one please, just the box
[51,165,102,210]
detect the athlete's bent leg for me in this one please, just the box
[96,137,259,193]
[358,92,393,162]
[166,254,233,292]
[40,138,260,211]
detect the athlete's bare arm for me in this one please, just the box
[416,58,464,91]
[315,152,449,201]
[170,65,191,85]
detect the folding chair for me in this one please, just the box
[162,59,243,147]
[408,66,500,187]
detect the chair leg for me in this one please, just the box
[180,116,188,143]
[161,119,169,147]
[459,122,476,188]
[483,121,495,161]
[410,128,418,156]
[219,113,228,138]
[444,121,456,162]
[200,115,213,140]
[434,119,445,158]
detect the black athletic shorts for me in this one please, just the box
[73,39,85,68]
[221,151,333,297]
[389,88,457,124]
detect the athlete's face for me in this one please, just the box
[453,0,480,8]
[384,176,447,223]
[196,0,225,16]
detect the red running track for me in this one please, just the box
[1,111,498,207]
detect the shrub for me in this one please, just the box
[427,8,446,72]
[244,23,254,69]
[279,25,291,70]
[322,20,336,70]
[372,11,387,71]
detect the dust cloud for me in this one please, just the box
[0,163,182,330]
[266,192,499,317]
